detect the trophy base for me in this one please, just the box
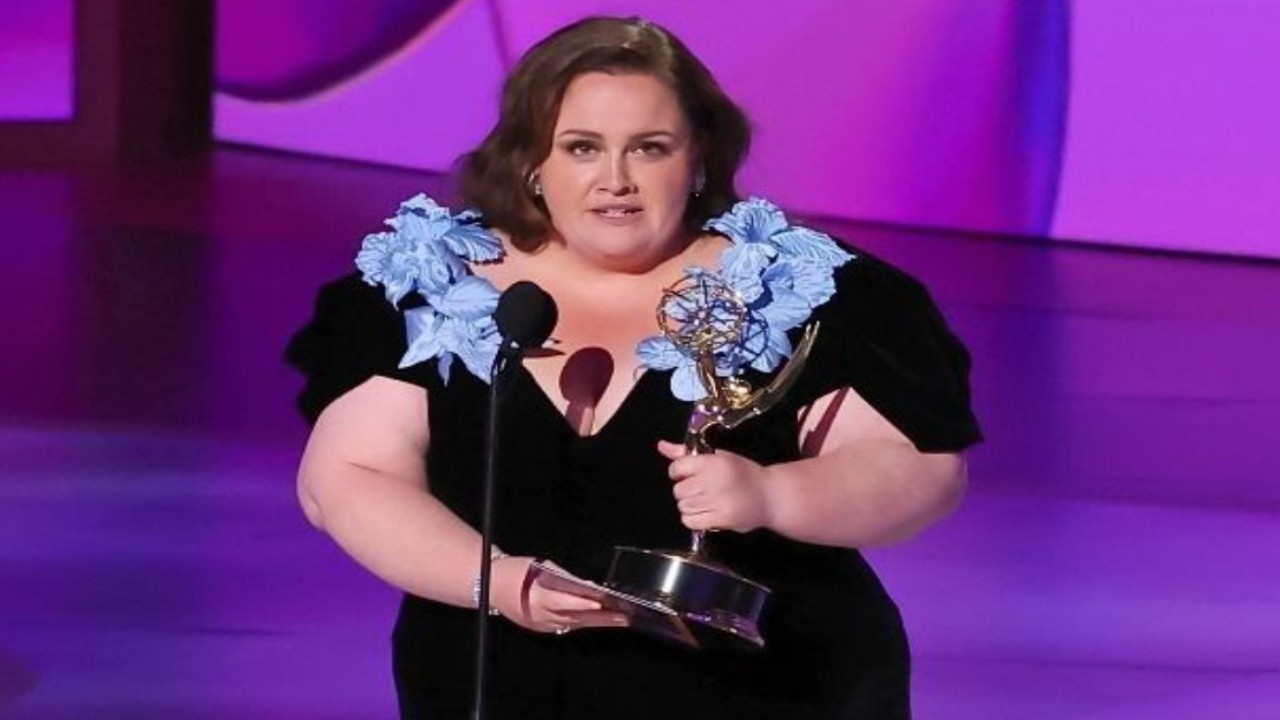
[604,545,770,650]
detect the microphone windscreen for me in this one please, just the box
[494,281,558,349]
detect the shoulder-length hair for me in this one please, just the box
[457,16,751,252]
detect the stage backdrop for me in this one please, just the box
[214,0,1279,260]
[0,0,74,120]
[1051,0,1280,258]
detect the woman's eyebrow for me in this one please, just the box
[555,129,678,140]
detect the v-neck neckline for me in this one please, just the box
[514,364,664,440]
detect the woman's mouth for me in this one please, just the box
[591,206,642,223]
[593,207,641,218]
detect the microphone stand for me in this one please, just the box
[472,279,557,720]
[473,342,517,720]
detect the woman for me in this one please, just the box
[289,16,980,720]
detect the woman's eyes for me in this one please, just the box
[561,141,671,156]
[634,141,671,156]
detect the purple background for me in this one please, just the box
[2,4,1279,716]
[213,0,1280,259]
[0,0,74,120]
[1051,0,1280,258]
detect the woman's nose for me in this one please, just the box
[598,154,635,194]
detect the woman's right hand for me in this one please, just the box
[490,557,629,635]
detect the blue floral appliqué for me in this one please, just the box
[355,194,505,383]
[636,197,854,401]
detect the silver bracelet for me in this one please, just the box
[471,548,509,615]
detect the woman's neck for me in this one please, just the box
[534,231,726,284]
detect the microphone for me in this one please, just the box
[475,280,557,720]
[494,280,558,361]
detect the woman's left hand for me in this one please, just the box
[657,440,774,533]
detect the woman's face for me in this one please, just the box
[536,71,699,272]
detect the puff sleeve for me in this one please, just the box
[787,253,982,453]
[285,273,429,425]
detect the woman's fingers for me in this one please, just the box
[656,439,684,460]
[661,447,773,534]
[534,587,602,614]
[529,591,627,634]
[560,609,630,629]
[492,558,632,634]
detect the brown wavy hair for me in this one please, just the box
[456,16,752,252]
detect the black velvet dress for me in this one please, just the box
[288,250,981,719]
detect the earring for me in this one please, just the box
[691,170,705,197]
[527,171,543,197]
